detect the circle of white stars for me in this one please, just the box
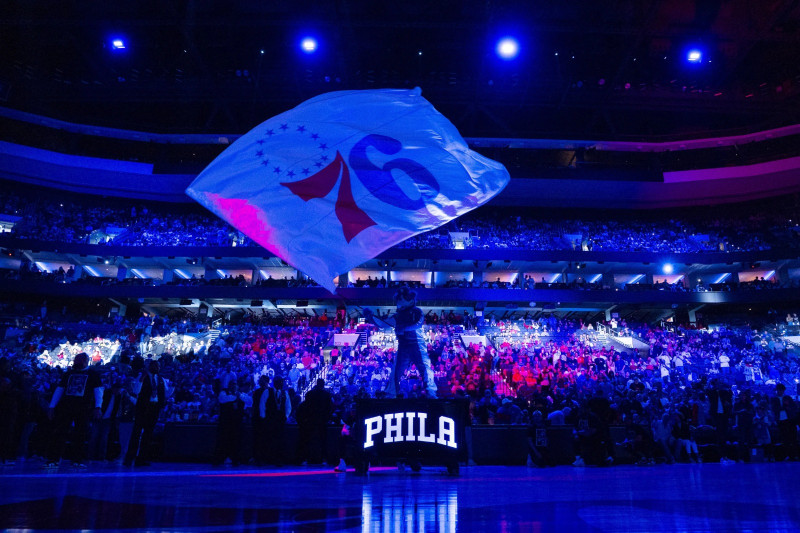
[253,122,330,180]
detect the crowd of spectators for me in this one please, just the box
[395,210,795,253]
[1,307,799,468]
[1,191,249,247]
[3,189,800,253]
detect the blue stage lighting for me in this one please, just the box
[687,49,702,63]
[662,263,674,275]
[495,37,520,60]
[300,37,318,54]
[714,273,731,284]
[111,38,126,50]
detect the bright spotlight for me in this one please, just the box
[300,37,318,54]
[662,263,674,275]
[495,37,520,60]
[687,49,702,63]
[111,38,126,50]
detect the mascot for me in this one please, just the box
[364,287,437,398]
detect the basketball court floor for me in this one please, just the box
[1,461,798,532]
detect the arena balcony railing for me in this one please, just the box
[2,275,800,309]
[1,233,798,264]
[3,108,800,177]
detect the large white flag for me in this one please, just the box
[186,87,510,292]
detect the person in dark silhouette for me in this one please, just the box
[300,378,332,465]
[771,383,799,460]
[46,352,103,467]
[251,375,270,465]
[706,378,733,462]
[264,376,291,465]
[89,380,123,461]
[213,380,245,466]
[124,360,166,467]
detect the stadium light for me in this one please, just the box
[111,38,126,50]
[495,37,520,60]
[687,49,702,64]
[662,263,674,275]
[300,36,318,54]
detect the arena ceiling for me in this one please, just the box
[2,0,800,139]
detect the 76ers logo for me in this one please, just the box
[258,128,441,243]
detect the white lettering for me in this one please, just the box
[364,415,382,448]
[363,412,459,449]
[384,413,403,443]
[416,413,436,443]
[437,416,457,449]
[405,412,417,442]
